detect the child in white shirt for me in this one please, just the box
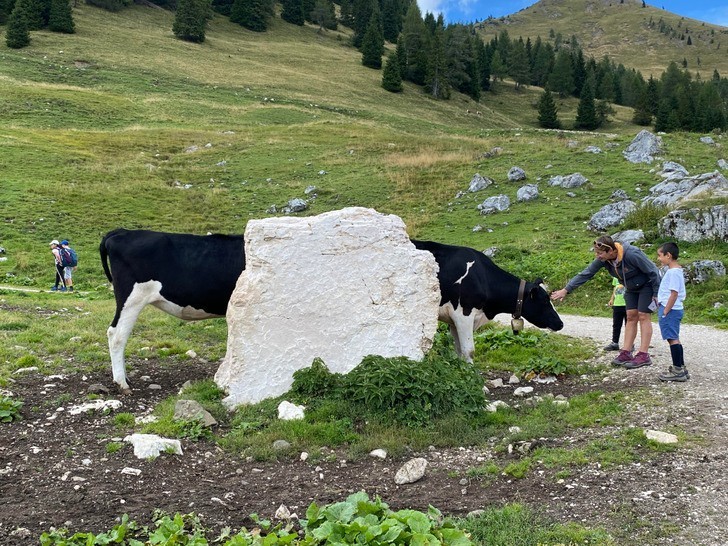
[656,242,688,382]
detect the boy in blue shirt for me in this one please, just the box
[656,242,688,382]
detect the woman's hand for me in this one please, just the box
[551,288,568,301]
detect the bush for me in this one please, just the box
[0,396,23,422]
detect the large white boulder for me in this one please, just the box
[216,207,441,408]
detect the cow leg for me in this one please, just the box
[450,309,476,362]
[448,323,462,355]
[107,281,161,393]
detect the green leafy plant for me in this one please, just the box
[513,356,570,377]
[290,357,343,402]
[0,395,23,422]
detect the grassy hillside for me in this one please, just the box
[0,3,726,327]
[477,0,728,78]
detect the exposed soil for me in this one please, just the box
[1,315,726,545]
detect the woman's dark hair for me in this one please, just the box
[659,242,679,259]
[593,235,616,251]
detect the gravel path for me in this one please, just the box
[496,313,728,545]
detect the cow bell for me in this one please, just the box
[511,317,524,334]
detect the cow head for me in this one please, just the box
[521,278,564,331]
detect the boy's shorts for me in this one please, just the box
[63,267,73,281]
[623,284,654,313]
[658,304,683,340]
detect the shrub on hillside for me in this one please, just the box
[5,7,31,49]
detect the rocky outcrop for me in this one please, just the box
[685,260,726,284]
[468,173,494,193]
[659,205,728,242]
[644,171,728,207]
[623,130,663,164]
[216,207,441,408]
[477,195,511,214]
[517,184,539,202]
[611,229,644,245]
[508,167,526,182]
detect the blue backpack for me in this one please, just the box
[59,247,78,267]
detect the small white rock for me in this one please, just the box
[369,449,387,459]
[645,429,678,444]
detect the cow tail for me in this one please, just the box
[99,233,113,283]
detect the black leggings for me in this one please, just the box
[612,306,627,343]
[55,264,66,288]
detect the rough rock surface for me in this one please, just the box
[516,184,539,202]
[644,171,728,207]
[659,205,728,242]
[468,173,493,193]
[548,173,588,188]
[216,207,441,407]
[477,195,511,214]
[588,201,637,231]
[684,259,727,284]
[611,229,644,245]
[622,130,663,163]
[507,166,526,182]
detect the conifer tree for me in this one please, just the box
[488,50,506,84]
[6,5,30,48]
[310,0,335,31]
[360,3,383,68]
[281,0,304,25]
[48,0,74,32]
[302,0,314,22]
[425,24,449,99]
[230,0,272,31]
[508,38,530,89]
[574,77,598,130]
[537,87,560,128]
[381,0,400,43]
[351,0,373,48]
[548,49,574,97]
[0,0,15,24]
[381,52,403,92]
[13,0,45,30]
[632,87,653,125]
[338,0,353,28]
[173,0,209,42]
[400,1,428,85]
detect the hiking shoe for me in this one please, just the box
[603,342,620,351]
[624,351,652,369]
[659,366,689,382]
[68,287,74,292]
[59,287,67,292]
[611,349,633,367]
[50,286,59,291]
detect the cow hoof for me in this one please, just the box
[118,385,132,395]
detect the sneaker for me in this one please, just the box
[68,287,74,292]
[603,342,620,351]
[659,366,689,382]
[50,286,59,291]
[624,351,652,369]
[611,349,633,366]
[59,287,67,292]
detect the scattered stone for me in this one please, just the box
[304,185,317,195]
[69,399,122,415]
[121,467,142,476]
[700,136,715,145]
[300,452,309,461]
[174,399,217,427]
[645,430,678,444]
[394,457,428,484]
[611,229,644,245]
[486,400,510,412]
[278,401,305,421]
[185,350,197,358]
[468,173,494,193]
[660,161,689,181]
[123,434,182,459]
[282,198,308,214]
[489,378,504,388]
[584,146,602,154]
[370,449,387,459]
[10,528,32,539]
[275,505,292,519]
[623,130,663,164]
[87,383,110,395]
[148,384,162,390]
[516,184,539,202]
[718,159,728,170]
[509,426,522,434]
[13,367,39,375]
[185,145,199,153]
[514,386,534,397]
[508,374,520,385]
[508,167,526,182]
[548,173,588,188]
[610,189,630,201]
[272,440,291,451]
[477,195,510,214]
[472,225,483,232]
[483,247,498,258]
[588,201,637,231]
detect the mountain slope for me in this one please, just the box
[477,0,728,78]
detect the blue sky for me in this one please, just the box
[417,0,728,28]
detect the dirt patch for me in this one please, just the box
[1,315,727,545]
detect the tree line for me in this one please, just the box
[2,0,727,132]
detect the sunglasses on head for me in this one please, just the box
[593,240,613,251]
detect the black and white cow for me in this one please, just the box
[412,240,564,361]
[99,229,245,393]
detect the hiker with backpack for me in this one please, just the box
[50,239,78,292]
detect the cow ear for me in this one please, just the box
[533,277,544,285]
